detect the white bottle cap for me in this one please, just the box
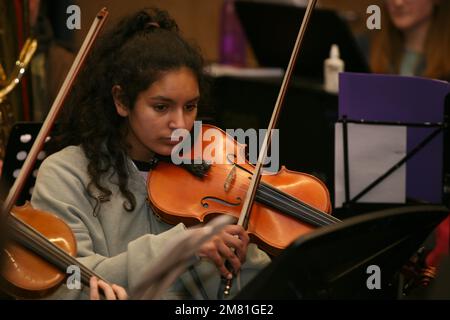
[330,44,340,60]
[324,44,344,94]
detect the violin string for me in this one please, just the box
[199,166,340,225]
[254,190,327,227]
[9,217,93,285]
[11,220,93,286]
[200,171,338,226]
[15,216,97,284]
[257,188,331,226]
[259,183,342,224]
[12,226,91,286]
[9,225,90,287]
[199,174,339,226]
[256,184,339,226]
[9,215,102,285]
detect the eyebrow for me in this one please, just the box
[149,95,200,103]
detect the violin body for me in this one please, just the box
[1,202,76,298]
[148,124,332,256]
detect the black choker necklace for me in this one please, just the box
[132,158,158,171]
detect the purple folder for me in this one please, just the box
[339,72,449,203]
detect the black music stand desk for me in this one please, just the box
[235,205,449,299]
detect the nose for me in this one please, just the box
[168,107,186,130]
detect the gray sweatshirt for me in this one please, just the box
[31,145,270,299]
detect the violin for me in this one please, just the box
[0,8,109,298]
[1,202,107,298]
[148,124,340,256]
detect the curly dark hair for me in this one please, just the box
[58,8,207,212]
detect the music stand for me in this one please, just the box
[234,205,449,299]
[0,122,47,205]
[334,73,449,217]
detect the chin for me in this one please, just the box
[154,145,174,157]
[391,17,418,31]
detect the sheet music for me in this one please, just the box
[131,215,234,300]
[335,123,407,207]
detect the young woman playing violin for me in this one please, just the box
[30,8,270,299]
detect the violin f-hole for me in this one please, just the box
[201,196,242,208]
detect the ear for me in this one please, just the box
[112,85,129,117]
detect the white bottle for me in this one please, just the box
[324,44,344,94]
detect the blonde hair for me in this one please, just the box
[370,1,450,80]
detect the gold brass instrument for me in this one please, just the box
[0,38,37,103]
[0,63,7,83]
[0,38,37,159]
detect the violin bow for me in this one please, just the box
[1,8,110,288]
[2,8,108,215]
[221,0,319,297]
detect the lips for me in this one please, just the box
[162,137,183,145]
[392,11,409,17]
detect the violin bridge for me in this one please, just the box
[224,165,236,192]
